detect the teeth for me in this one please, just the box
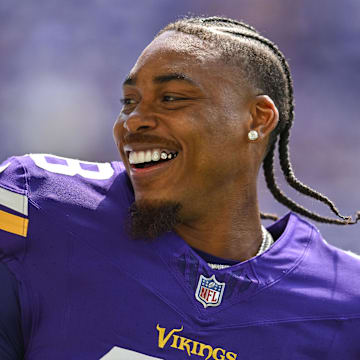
[152,150,160,162]
[129,152,137,164]
[128,148,178,165]
[145,150,152,162]
[137,151,145,163]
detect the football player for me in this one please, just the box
[0,16,359,359]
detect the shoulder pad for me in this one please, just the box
[0,156,28,195]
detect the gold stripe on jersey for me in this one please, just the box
[0,210,29,237]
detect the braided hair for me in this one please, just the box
[157,16,359,225]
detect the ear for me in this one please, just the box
[248,95,279,140]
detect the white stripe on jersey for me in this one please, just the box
[100,347,163,360]
[0,162,10,174]
[0,186,28,216]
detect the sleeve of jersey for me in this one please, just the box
[0,262,24,359]
[0,157,29,258]
[0,157,29,358]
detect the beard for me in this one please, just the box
[129,200,182,240]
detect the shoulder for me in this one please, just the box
[287,213,360,308]
[283,212,360,273]
[293,214,360,271]
[0,153,126,185]
[273,212,360,265]
[0,154,133,246]
[264,213,360,322]
[0,153,131,209]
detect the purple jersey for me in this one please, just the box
[0,154,360,359]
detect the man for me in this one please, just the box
[0,16,359,359]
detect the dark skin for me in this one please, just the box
[113,31,279,262]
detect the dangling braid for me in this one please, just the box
[263,143,357,224]
[277,127,353,222]
[157,16,360,225]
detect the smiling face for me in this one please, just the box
[113,31,263,224]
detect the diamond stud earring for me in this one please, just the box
[248,130,259,141]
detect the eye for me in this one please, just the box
[163,95,177,102]
[120,98,137,106]
[162,95,188,102]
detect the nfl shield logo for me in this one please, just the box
[195,274,225,308]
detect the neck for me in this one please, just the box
[175,188,263,262]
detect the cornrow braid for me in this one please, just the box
[201,16,257,32]
[277,128,353,221]
[156,16,359,225]
[264,144,357,225]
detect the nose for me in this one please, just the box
[123,105,157,133]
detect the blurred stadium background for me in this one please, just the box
[1,0,359,252]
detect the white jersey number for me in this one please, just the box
[30,154,114,180]
[100,347,163,360]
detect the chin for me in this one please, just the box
[129,198,182,239]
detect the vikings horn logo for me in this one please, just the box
[195,274,225,308]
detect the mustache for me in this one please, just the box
[123,133,179,149]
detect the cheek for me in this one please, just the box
[113,118,124,145]
[194,120,248,179]
[197,109,246,155]
[113,119,128,162]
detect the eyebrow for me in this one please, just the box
[153,73,197,86]
[122,73,198,87]
[123,76,135,86]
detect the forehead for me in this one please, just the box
[126,31,244,91]
[136,30,219,67]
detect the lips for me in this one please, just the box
[122,145,180,177]
[121,133,181,177]
[129,157,177,176]
[128,151,178,178]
